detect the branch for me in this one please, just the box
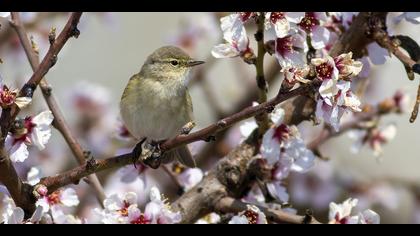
[10,12,106,206]
[253,12,270,134]
[39,80,321,193]
[0,12,83,215]
[214,197,321,224]
[0,12,83,140]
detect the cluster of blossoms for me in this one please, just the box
[239,107,315,204]
[94,187,181,224]
[211,12,364,131]
[328,198,379,224]
[1,186,81,224]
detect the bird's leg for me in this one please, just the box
[142,140,162,169]
[132,138,147,168]
[181,121,196,135]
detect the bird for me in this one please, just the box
[120,46,204,168]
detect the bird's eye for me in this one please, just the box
[170,60,179,66]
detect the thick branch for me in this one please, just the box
[10,12,106,206]
[215,197,321,224]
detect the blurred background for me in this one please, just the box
[1,12,420,223]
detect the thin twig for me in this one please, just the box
[0,12,83,215]
[215,197,322,224]
[10,12,106,206]
[254,12,270,135]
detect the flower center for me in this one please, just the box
[272,124,290,143]
[0,85,17,108]
[131,214,151,224]
[298,12,319,32]
[47,191,62,205]
[243,210,258,224]
[117,201,131,217]
[316,63,333,80]
[270,12,285,24]
[276,36,294,57]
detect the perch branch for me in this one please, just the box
[10,12,106,206]
[39,79,321,193]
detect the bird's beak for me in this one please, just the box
[186,60,205,67]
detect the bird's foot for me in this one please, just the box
[181,121,196,135]
[142,140,163,169]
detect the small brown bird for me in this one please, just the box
[120,46,204,168]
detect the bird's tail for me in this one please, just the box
[161,145,196,168]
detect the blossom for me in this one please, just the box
[1,195,44,224]
[298,12,330,49]
[265,12,305,38]
[96,187,181,224]
[5,110,54,163]
[0,81,32,109]
[311,55,340,98]
[275,33,308,67]
[348,123,397,156]
[316,82,361,132]
[228,205,267,224]
[211,13,253,59]
[334,52,363,77]
[36,188,80,215]
[283,65,311,85]
[329,198,380,224]
[266,181,289,203]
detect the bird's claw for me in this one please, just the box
[142,140,163,169]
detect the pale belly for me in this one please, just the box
[120,81,192,141]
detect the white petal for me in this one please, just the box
[311,26,330,50]
[267,182,289,202]
[35,197,50,213]
[270,107,285,125]
[144,201,161,224]
[149,186,162,202]
[8,208,24,224]
[127,205,141,221]
[7,140,29,163]
[211,44,240,58]
[14,97,32,109]
[124,192,138,205]
[229,215,249,224]
[380,123,397,141]
[359,209,380,224]
[60,188,80,207]
[32,110,54,126]
[261,128,281,166]
[30,125,52,150]
[30,206,44,223]
[273,18,290,38]
[285,12,305,23]
[27,167,41,186]
[239,121,258,138]
[319,78,338,99]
